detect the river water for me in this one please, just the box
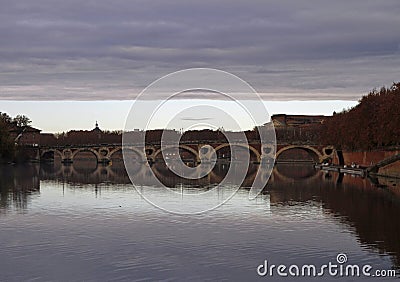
[0,162,399,281]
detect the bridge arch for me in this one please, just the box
[71,148,101,162]
[213,143,261,163]
[41,149,63,160]
[108,147,143,158]
[108,147,146,164]
[153,145,200,162]
[275,145,322,162]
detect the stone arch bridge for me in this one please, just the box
[39,142,336,164]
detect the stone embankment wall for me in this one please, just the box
[339,149,400,178]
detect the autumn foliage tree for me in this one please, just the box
[321,82,400,150]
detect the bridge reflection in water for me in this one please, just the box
[1,162,400,271]
[39,160,264,188]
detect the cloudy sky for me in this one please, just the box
[0,0,399,131]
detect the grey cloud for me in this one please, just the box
[0,0,399,100]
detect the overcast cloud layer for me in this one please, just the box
[0,0,399,101]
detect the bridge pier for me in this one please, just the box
[98,158,111,165]
[61,158,73,164]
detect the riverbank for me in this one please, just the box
[330,148,400,179]
[314,164,366,177]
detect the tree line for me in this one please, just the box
[321,82,400,150]
[0,113,32,162]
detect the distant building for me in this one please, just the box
[39,122,123,146]
[8,124,41,146]
[40,133,59,146]
[93,121,101,133]
[64,122,104,144]
[271,114,328,127]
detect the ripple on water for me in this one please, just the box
[0,166,399,281]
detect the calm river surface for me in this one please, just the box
[0,162,399,281]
